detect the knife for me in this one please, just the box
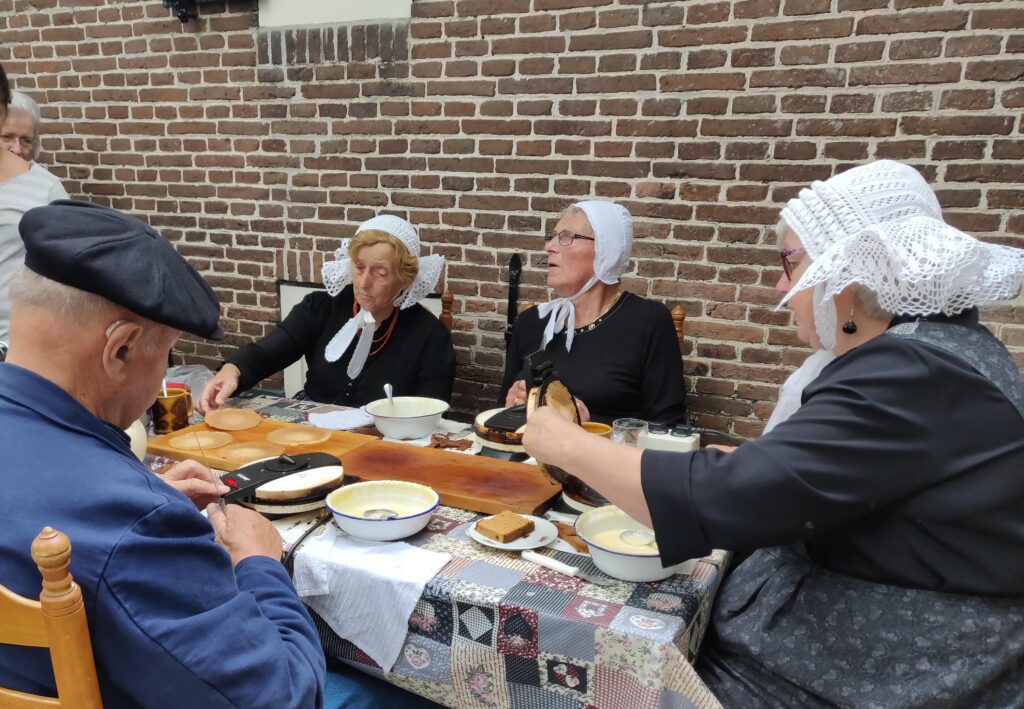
[505,253,522,347]
[522,550,614,586]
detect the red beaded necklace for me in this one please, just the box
[352,302,399,355]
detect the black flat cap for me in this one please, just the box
[20,200,224,340]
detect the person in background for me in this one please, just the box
[502,200,686,425]
[1,91,42,162]
[0,68,69,344]
[199,214,454,412]
[765,159,944,432]
[524,208,1024,705]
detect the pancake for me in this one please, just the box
[167,430,234,451]
[204,408,263,431]
[254,465,344,502]
[219,441,285,464]
[266,426,332,446]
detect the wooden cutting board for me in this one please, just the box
[341,440,562,516]
[148,419,377,471]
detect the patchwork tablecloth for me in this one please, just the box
[154,392,727,708]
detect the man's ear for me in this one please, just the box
[102,321,144,381]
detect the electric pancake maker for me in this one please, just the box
[221,452,344,516]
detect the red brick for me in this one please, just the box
[900,115,1014,136]
[569,29,652,51]
[750,67,846,88]
[797,118,896,136]
[889,37,943,60]
[939,89,995,110]
[945,35,1003,58]
[735,0,780,19]
[702,118,793,136]
[659,26,749,47]
[971,8,1024,30]
[856,10,967,34]
[835,41,885,63]
[784,0,830,13]
[662,73,747,92]
[751,18,854,41]
[850,63,961,85]
[965,60,1024,82]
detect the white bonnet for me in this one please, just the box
[574,200,633,283]
[321,214,444,310]
[781,160,942,259]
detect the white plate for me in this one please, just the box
[467,515,558,551]
[383,434,482,456]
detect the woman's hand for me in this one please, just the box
[573,397,591,423]
[161,460,230,510]
[198,364,240,414]
[505,379,528,408]
[523,405,584,469]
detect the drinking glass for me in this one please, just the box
[611,418,647,447]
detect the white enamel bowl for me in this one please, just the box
[326,480,439,541]
[575,505,696,582]
[364,396,449,440]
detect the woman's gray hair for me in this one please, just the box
[9,267,111,319]
[8,91,41,161]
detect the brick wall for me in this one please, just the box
[1,0,1021,435]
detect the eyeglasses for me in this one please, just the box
[779,247,806,280]
[545,230,596,247]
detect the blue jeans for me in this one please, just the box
[324,659,439,709]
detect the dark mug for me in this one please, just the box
[151,385,193,435]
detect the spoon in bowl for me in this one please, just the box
[383,383,395,415]
[363,508,398,520]
[618,529,657,549]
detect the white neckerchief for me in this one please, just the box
[324,309,377,379]
[536,275,600,351]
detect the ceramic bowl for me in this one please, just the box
[575,505,696,582]
[326,480,439,541]
[364,396,449,440]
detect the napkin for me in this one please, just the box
[307,409,374,430]
[293,523,451,672]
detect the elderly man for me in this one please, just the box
[1,91,41,161]
[0,201,325,707]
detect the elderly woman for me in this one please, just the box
[764,160,944,431]
[1,91,41,162]
[502,200,686,425]
[199,215,454,411]
[524,197,1024,702]
[0,67,69,344]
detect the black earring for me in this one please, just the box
[842,306,857,335]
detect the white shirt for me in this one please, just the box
[0,163,69,341]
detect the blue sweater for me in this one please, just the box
[0,363,324,708]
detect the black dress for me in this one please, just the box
[501,292,686,425]
[227,285,455,406]
[642,311,1024,706]
[642,310,1024,595]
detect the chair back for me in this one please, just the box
[0,527,102,708]
[671,305,686,353]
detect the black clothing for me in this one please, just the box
[20,200,223,339]
[501,292,686,425]
[642,310,1024,596]
[228,286,454,406]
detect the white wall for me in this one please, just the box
[259,0,411,28]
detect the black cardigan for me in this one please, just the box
[502,292,686,425]
[227,286,455,406]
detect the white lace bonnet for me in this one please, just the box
[538,200,633,351]
[320,215,444,378]
[779,160,941,348]
[780,162,1024,345]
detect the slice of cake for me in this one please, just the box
[476,510,535,544]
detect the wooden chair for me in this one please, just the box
[671,305,686,353]
[438,291,453,331]
[0,527,102,708]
